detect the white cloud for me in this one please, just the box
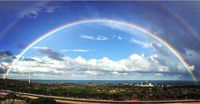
[102,22,150,39]
[33,46,48,50]
[62,49,89,52]
[0,62,9,71]
[2,48,194,80]
[10,53,171,79]
[85,71,100,75]
[118,36,122,40]
[20,5,56,19]
[81,35,108,40]
[80,35,94,40]
[130,39,151,48]
[113,35,123,40]
[12,57,66,74]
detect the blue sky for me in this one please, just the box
[0,1,200,80]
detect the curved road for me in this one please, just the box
[3,90,200,104]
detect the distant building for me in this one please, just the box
[135,82,154,87]
[0,91,9,96]
[121,82,129,85]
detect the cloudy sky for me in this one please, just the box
[0,1,200,81]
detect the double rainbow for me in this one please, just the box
[2,19,198,82]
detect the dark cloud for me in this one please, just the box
[0,50,13,58]
[141,4,199,53]
[17,44,26,49]
[183,49,200,80]
[0,67,6,74]
[0,50,15,75]
[22,58,36,61]
[140,3,200,53]
[151,43,170,57]
[0,50,15,62]
[35,47,63,61]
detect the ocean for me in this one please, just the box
[22,80,199,86]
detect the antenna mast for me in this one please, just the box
[29,71,30,84]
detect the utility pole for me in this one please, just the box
[29,71,30,84]
[29,71,30,94]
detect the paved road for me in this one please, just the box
[3,90,200,104]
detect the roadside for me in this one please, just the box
[12,91,200,104]
[2,90,200,104]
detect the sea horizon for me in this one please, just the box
[11,79,199,86]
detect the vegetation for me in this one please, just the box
[1,99,27,104]
[0,93,57,104]
[29,97,56,104]
[1,79,200,101]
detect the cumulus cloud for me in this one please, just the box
[128,38,198,80]
[0,48,195,80]
[62,49,89,52]
[129,38,197,74]
[0,62,8,74]
[130,39,171,57]
[81,35,108,40]
[12,57,65,74]
[9,53,173,79]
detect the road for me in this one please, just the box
[3,90,200,104]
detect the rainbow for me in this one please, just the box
[161,5,200,43]
[0,1,47,40]
[2,19,198,82]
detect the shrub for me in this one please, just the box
[1,99,27,104]
[4,93,18,99]
[29,97,57,104]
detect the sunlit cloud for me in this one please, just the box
[62,49,89,52]
[81,35,108,40]
[0,48,194,80]
[10,53,171,79]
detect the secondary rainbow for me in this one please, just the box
[0,1,47,40]
[162,5,200,43]
[2,19,198,82]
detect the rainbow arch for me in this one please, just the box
[2,19,198,82]
[161,5,200,43]
[0,1,47,40]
